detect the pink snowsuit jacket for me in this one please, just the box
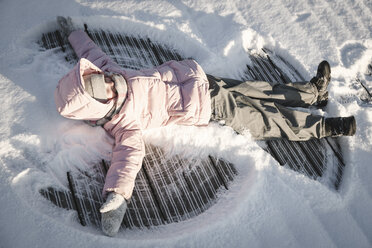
[55,30,211,200]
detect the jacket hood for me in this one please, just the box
[55,58,115,121]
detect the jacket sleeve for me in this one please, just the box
[102,129,145,200]
[156,59,209,83]
[68,30,121,71]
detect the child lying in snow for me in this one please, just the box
[55,17,356,236]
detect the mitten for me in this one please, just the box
[57,16,76,37]
[100,192,127,237]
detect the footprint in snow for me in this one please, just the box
[340,42,367,68]
[294,12,311,22]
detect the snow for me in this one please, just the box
[1,0,372,247]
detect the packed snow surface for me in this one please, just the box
[1,0,372,247]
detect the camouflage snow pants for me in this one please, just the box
[207,74,326,141]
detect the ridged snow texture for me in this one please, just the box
[39,27,345,229]
[40,144,237,228]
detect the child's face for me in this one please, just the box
[104,75,118,100]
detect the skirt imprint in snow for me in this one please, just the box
[40,144,236,228]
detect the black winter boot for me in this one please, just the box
[311,61,331,107]
[325,116,356,137]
